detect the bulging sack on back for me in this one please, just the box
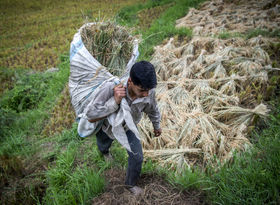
[68,22,139,138]
[69,22,139,116]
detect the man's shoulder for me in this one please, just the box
[94,81,115,99]
[98,81,115,91]
[148,88,156,98]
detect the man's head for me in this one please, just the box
[128,61,157,99]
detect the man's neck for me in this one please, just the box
[127,85,137,101]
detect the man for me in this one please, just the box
[86,61,162,195]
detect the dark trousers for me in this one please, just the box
[96,129,143,187]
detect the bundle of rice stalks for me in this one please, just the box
[212,103,269,127]
[140,21,278,170]
[144,148,202,170]
[81,21,135,76]
[175,0,280,36]
[141,106,235,165]
[248,35,273,47]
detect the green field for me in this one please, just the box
[0,0,279,204]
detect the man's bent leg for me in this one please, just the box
[96,129,113,154]
[125,130,143,187]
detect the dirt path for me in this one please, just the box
[92,168,207,205]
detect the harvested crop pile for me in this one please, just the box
[81,21,135,76]
[139,35,280,169]
[176,0,280,36]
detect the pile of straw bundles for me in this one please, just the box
[81,21,135,76]
[176,0,280,36]
[139,35,277,170]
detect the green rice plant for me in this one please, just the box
[0,134,27,156]
[67,167,105,204]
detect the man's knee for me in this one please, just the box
[130,151,143,164]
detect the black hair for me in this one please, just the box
[130,61,157,90]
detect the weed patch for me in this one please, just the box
[0,56,70,204]
[0,67,27,96]
[42,85,75,137]
[0,72,54,113]
[44,132,105,205]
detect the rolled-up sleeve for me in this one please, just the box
[86,82,119,120]
[143,90,161,130]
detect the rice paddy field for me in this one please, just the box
[0,0,280,204]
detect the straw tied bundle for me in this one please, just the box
[176,0,280,36]
[81,21,135,77]
[139,35,277,170]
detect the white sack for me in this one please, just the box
[68,23,139,152]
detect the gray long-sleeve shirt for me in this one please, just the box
[85,79,161,138]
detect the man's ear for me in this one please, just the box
[128,78,132,84]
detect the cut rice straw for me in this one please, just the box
[81,21,135,77]
[139,1,279,170]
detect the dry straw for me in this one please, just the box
[176,0,280,36]
[81,21,135,76]
[139,0,280,170]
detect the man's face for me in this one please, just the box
[128,78,150,99]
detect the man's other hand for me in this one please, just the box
[114,84,126,104]
[154,128,162,137]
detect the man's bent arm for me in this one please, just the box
[86,82,119,122]
[143,91,161,130]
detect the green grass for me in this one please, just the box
[217,28,280,40]
[117,0,206,60]
[246,28,280,39]
[44,135,106,205]
[117,0,174,27]
[0,57,69,136]
[206,103,280,204]
[142,159,206,191]
[0,67,28,96]
[0,56,70,203]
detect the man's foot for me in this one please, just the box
[103,152,113,162]
[128,186,143,196]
